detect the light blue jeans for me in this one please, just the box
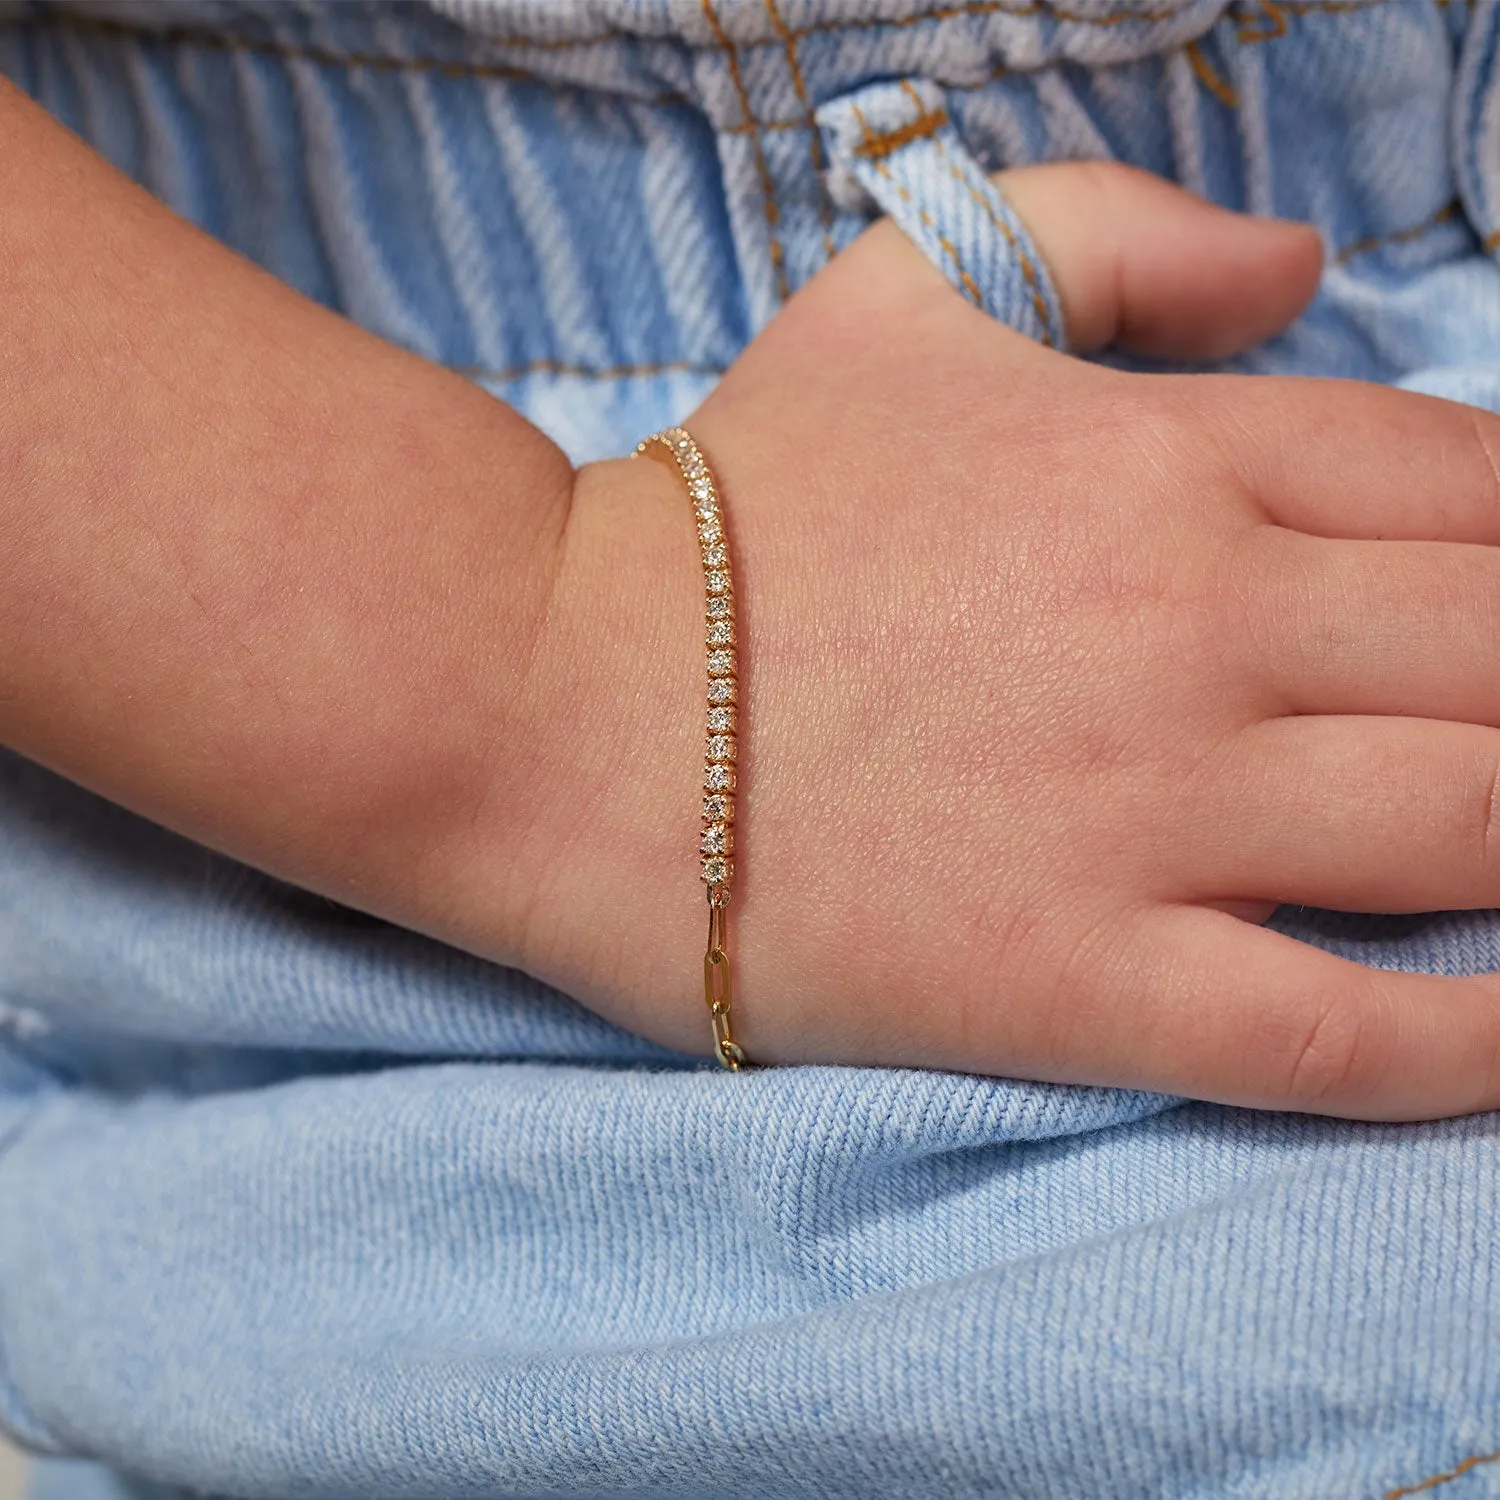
[3,1,1500,1496]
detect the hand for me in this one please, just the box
[510,162,1500,1120]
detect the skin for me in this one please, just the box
[5,81,1500,1119]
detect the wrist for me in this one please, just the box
[450,450,711,1049]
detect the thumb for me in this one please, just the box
[997,161,1324,359]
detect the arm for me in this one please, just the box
[0,78,580,953]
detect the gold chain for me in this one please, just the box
[633,427,748,1071]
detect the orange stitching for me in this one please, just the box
[726,59,1010,132]
[1274,0,1390,16]
[852,104,984,307]
[1185,38,1239,106]
[1235,0,1395,38]
[790,1,1182,41]
[899,76,937,115]
[482,0,1328,47]
[791,0,1367,40]
[764,0,837,266]
[459,357,726,383]
[1235,0,1289,40]
[931,134,1056,345]
[701,0,789,303]
[852,106,951,158]
[933,224,984,305]
[1384,1447,1500,1499]
[728,117,814,133]
[1335,199,1461,265]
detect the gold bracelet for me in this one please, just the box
[633,426,748,1071]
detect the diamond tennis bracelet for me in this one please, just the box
[634,426,747,1071]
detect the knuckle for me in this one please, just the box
[1280,983,1382,1110]
[1472,752,1500,871]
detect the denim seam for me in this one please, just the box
[1235,0,1290,41]
[850,102,986,306]
[1383,1446,1500,1498]
[765,0,838,268]
[930,129,1058,344]
[853,103,952,158]
[1185,36,1239,105]
[1269,0,1399,28]
[774,0,1386,48]
[1334,199,1463,264]
[702,0,790,303]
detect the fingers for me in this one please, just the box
[1121,903,1500,1119]
[1201,375,1500,545]
[1253,530,1500,723]
[996,162,1324,358]
[993,172,1500,548]
[1191,714,1500,914]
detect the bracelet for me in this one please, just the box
[633,426,748,1072]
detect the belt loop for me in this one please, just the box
[816,77,1065,349]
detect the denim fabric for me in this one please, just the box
[817,76,1066,342]
[3,1,1500,1496]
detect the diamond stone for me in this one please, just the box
[701,856,731,885]
[706,649,735,676]
[706,595,731,619]
[706,734,735,763]
[700,823,732,856]
[706,620,733,646]
[706,706,735,733]
[707,678,736,705]
[704,763,735,792]
[702,542,727,568]
[698,517,722,546]
[705,570,731,596]
[694,497,718,521]
[702,793,732,822]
